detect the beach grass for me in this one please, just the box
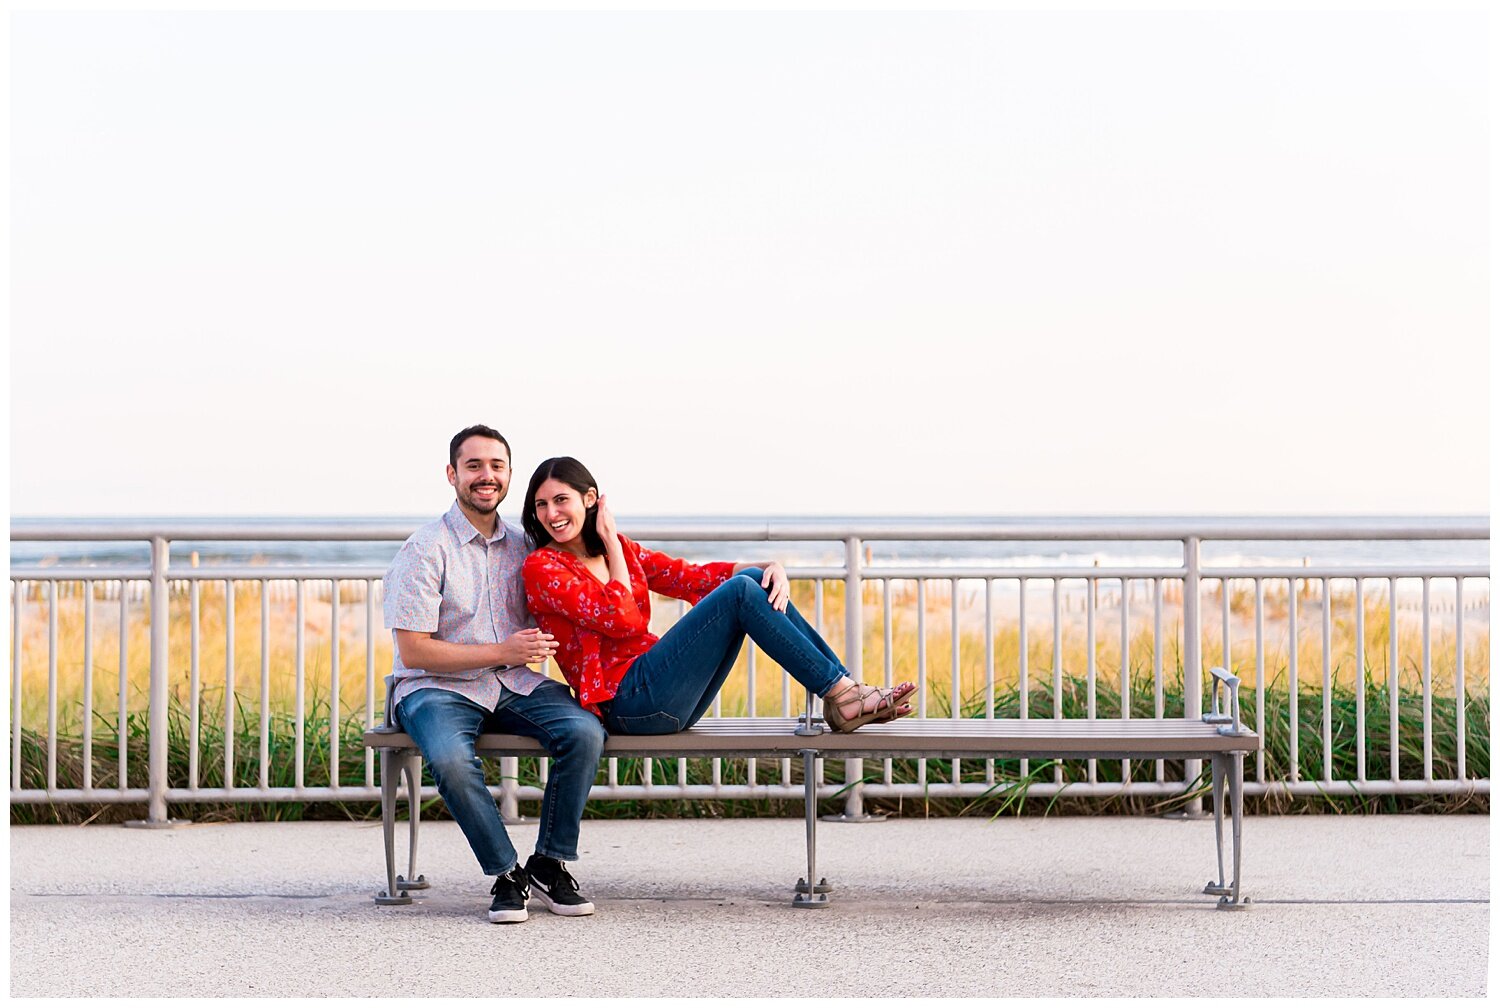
[11,668,1487,824]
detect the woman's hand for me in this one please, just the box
[761,561,791,612]
[595,494,619,550]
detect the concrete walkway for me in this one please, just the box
[9,814,1489,997]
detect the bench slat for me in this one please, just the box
[365,717,1260,760]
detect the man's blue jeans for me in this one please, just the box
[395,679,605,876]
[602,569,847,735]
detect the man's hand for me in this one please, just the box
[497,627,558,667]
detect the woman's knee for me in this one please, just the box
[728,570,770,606]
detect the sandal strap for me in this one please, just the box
[827,682,897,718]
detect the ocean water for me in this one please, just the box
[9,515,1489,572]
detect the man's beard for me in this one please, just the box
[462,483,505,513]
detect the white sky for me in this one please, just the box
[8,9,1490,518]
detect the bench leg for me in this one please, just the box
[397,753,429,892]
[793,748,830,908]
[1203,754,1230,897]
[375,749,413,905]
[1217,752,1249,910]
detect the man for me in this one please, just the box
[384,424,605,924]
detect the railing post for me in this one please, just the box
[826,537,883,822]
[499,756,524,823]
[1181,535,1205,816]
[126,536,188,828]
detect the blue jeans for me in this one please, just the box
[602,569,847,734]
[395,679,605,876]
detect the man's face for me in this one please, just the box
[447,436,511,516]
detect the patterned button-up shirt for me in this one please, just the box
[523,535,735,714]
[383,501,551,710]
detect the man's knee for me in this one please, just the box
[553,712,606,761]
[425,748,482,785]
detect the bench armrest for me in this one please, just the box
[377,673,401,733]
[1204,666,1252,737]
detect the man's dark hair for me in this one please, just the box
[448,425,511,468]
[522,456,606,556]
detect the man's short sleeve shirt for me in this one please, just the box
[383,501,551,709]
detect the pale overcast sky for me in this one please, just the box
[9,10,1488,517]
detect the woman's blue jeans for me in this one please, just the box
[395,679,605,876]
[602,569,847,735]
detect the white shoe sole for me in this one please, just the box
[487,907,528,924]
[532,890,595,917]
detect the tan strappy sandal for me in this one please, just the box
[823,681,917,732]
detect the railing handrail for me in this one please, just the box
[10,514,1491,542]
[9,563,1492,582]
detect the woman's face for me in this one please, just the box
[533,478,596,547]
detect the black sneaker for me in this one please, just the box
[525,853,595,917]
[488,864,530,924]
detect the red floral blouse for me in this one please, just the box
[522,535,735,715]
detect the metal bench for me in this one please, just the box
[365,666,1260,910]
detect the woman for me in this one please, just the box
[520,456,915,734]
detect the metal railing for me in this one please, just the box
[9,517,1489,822]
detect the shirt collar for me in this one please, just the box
[444,500,507,545]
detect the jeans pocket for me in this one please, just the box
[611,710,682,735]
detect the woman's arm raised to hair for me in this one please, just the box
[596,494,631,590]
